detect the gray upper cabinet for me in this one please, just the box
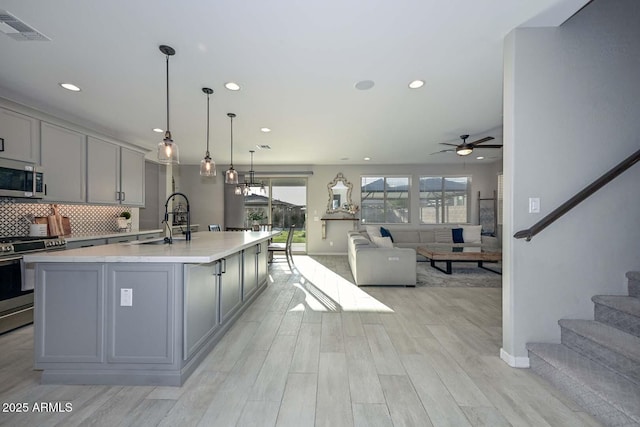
[87,137,145,206]
[41,122,86,203]
[0,106,39,163]
[119,147,145,206]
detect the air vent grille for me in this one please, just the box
[256,145,272,150]
[0,10,50,41]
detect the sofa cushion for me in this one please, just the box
[390,230,419,243]
[452,227,464,243]
[380,226,394,242]
[434,228,453,243]
[460,225,482,244]
[371,235,394,248]
[419,230,435,243]
[365,225,382,238]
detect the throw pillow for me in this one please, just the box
[371,235,394,248]
[380,227,394,242]
[460,225,482,244]
[452,228,464,243]
[365,225,382,238]
[434,228,453,243]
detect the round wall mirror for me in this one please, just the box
[326,173,354,214]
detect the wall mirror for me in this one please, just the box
[326,172,353,214]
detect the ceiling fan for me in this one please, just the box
[431,134,502,156]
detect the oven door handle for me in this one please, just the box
[0,255,23,265]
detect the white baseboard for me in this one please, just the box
[500,348,530,368]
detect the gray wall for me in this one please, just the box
[502,0,640,362]
[175,166,225,230]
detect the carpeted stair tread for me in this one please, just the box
[559,319,640,363]
[527,343,640,424]
[592,295,640,317]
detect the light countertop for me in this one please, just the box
[63,229,163,242]
[24,231,278,264]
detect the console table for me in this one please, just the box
[321,216,359,239]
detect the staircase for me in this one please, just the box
[527,271,640,427]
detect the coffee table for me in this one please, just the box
[416,245,502,275]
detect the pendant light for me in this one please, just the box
[199,88,216,176]
[225,113,239,184]
[157,45,179,164]
[240,150,266,196]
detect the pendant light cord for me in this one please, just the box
[206,92,210,154]
[230,115,234,166]
[165,55,170,133]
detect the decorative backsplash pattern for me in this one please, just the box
[0,199,131,237]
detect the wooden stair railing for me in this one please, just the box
[514,148,640,241]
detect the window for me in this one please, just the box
[419,176,469,224]
[361,176,410,223]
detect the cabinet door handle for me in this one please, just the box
[256,243,261,255]
[221,258,226,274]
[121,191,126,201]
[115,191,120,201]
[0,137,4,152]
[44,184,47,196]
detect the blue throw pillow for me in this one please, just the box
[452,228,464,243]
[380,227,394,242]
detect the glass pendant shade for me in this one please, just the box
[157,130,179,164]
[234,184,243,195]
[200,153,216,176]
[226,167,238,184]
[157,45,179,165]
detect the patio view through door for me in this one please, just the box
[243,177,307,253]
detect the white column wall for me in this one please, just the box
[502,0,640,363]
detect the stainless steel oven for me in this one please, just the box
[0,236,66,334]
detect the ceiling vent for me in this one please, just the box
[256,144,272,150]
[0,10,50,41]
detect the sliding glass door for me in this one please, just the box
[244,177,307,253]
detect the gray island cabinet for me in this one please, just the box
[23,231,274,386]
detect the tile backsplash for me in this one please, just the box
[0,199,133,236]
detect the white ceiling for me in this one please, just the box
[0,0,585,166]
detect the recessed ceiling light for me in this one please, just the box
[152,128,164,133]
[408,80,424,89]
[363,157,371,161]
[355,80,375,90]
[59,83,81,92]
[476,156,485,160]
[225,82,241,91]
[260,127,271,133]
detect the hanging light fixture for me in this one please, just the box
[199,88,216,176]
[225,113,239,185]
[239,150,266,196]
[157,45,179,164]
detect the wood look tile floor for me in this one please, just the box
[0,256,601,427]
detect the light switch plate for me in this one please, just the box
[120,288,132,306]
[529,197,540,213]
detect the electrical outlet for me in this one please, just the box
[120,288,132,306]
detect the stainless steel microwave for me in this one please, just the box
[0,158,45,199]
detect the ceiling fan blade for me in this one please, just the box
[470,136,495,146]
[430,149,454,155]
[439,142,459,147]
[473,144,502,149]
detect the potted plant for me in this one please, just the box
[247,211,265,229]
[117,211,132,230]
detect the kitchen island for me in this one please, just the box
[23,231,276,386]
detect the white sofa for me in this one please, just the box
[347,225,499,286]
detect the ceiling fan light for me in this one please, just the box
[456,144,473,156]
